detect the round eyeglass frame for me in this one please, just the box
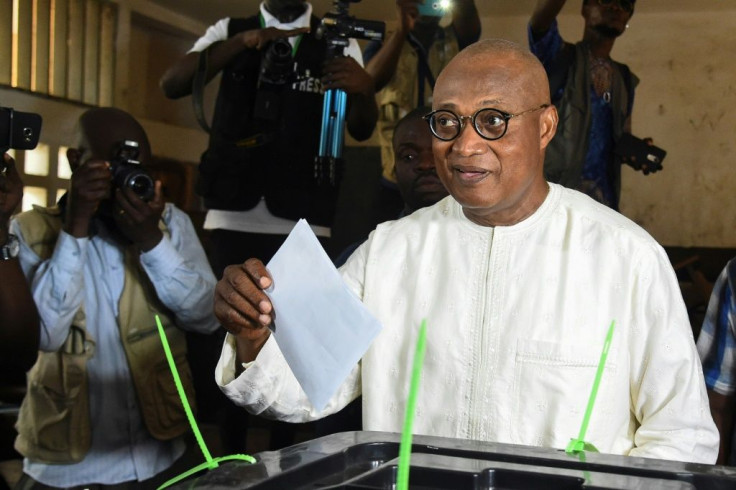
[423,104,550,142]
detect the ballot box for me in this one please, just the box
[172,431,736,489]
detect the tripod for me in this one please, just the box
[313,0,384,187]
[315,86,347,187]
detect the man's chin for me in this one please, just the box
[593,24,625,38]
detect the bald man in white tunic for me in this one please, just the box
[213,39,718,464]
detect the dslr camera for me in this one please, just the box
[253,38,296,122]
[0,106,42,173]
[110,140,155,201]
[613,133,666,175]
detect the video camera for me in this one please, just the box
[110,140,155,201]
[314,0,385,186]
[0,107,42,173]
[316,0,385,60]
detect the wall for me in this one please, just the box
[0,1,211,164]
[477,7,736,248]
[616,11,736,248]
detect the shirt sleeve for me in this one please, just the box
[214,235,372,421]
[139,204,219,334]
[188,18,230,53]
[344,38,364,66]
[627,244,719,463]
[527,19,563,69]
[10,219,88,352]
[697,263,736,396]
[215,333,361,422]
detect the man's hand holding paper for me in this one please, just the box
[215,219,383,411]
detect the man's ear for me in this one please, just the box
[539,105,558,150]
[66,148,81,173]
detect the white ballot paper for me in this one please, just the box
[265,219,382,411]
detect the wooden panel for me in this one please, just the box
[14,0,33,89]
[147,157,198,212]
[82,0,99,105]
[0,1,11,85]
[98,2,116,106]
[65,0,83,101]
[33,0,51,94]
[113,4,130,110]
[49,0,68,97]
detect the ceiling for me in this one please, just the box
[147,0,730,30]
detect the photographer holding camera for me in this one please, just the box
[0,153,40,375]
[160,0,376,270]
[159,0,377,452]
[10,108,219,490]
[529,0,660,211]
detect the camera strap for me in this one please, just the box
[407,34,436,106]
[192,47,212,134]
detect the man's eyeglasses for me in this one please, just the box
[598,0,635,14]
[423,104,550,142]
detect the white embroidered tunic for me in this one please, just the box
[217,183,718,463]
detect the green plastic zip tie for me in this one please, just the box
[397,319,428,490]
[155,315,255,490]
[566,319,616,455]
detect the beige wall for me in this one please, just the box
[2,2,734,247]
[479,7,736,248]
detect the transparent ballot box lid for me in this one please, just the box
[170,431,736,489]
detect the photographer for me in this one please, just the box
[159,0,377,452]
[0,153,39,375]
[11,108,219,490]
[159,0,376,271]
[364,0,480,223]
[529,0,654,210]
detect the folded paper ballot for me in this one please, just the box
[265,219,383,411]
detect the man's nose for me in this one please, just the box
[451,120,486,156]
[415,154,435,172]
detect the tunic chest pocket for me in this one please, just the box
[511,339,618,449]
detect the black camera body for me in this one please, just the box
[0,107,42,173]
[614,133,666,174]
[253,38,296,122]
[316,0,385,60]
[110,140,155,201]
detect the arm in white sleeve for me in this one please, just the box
[216,333,361,422]
[214,236,373,422]
[139,204,219,334]
[10,219,87,352]
[188,18,230,53]
[627,244,719,463]
[345,39,365,66]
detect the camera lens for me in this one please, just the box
[126,173,155,201]
[259,39,294,85]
